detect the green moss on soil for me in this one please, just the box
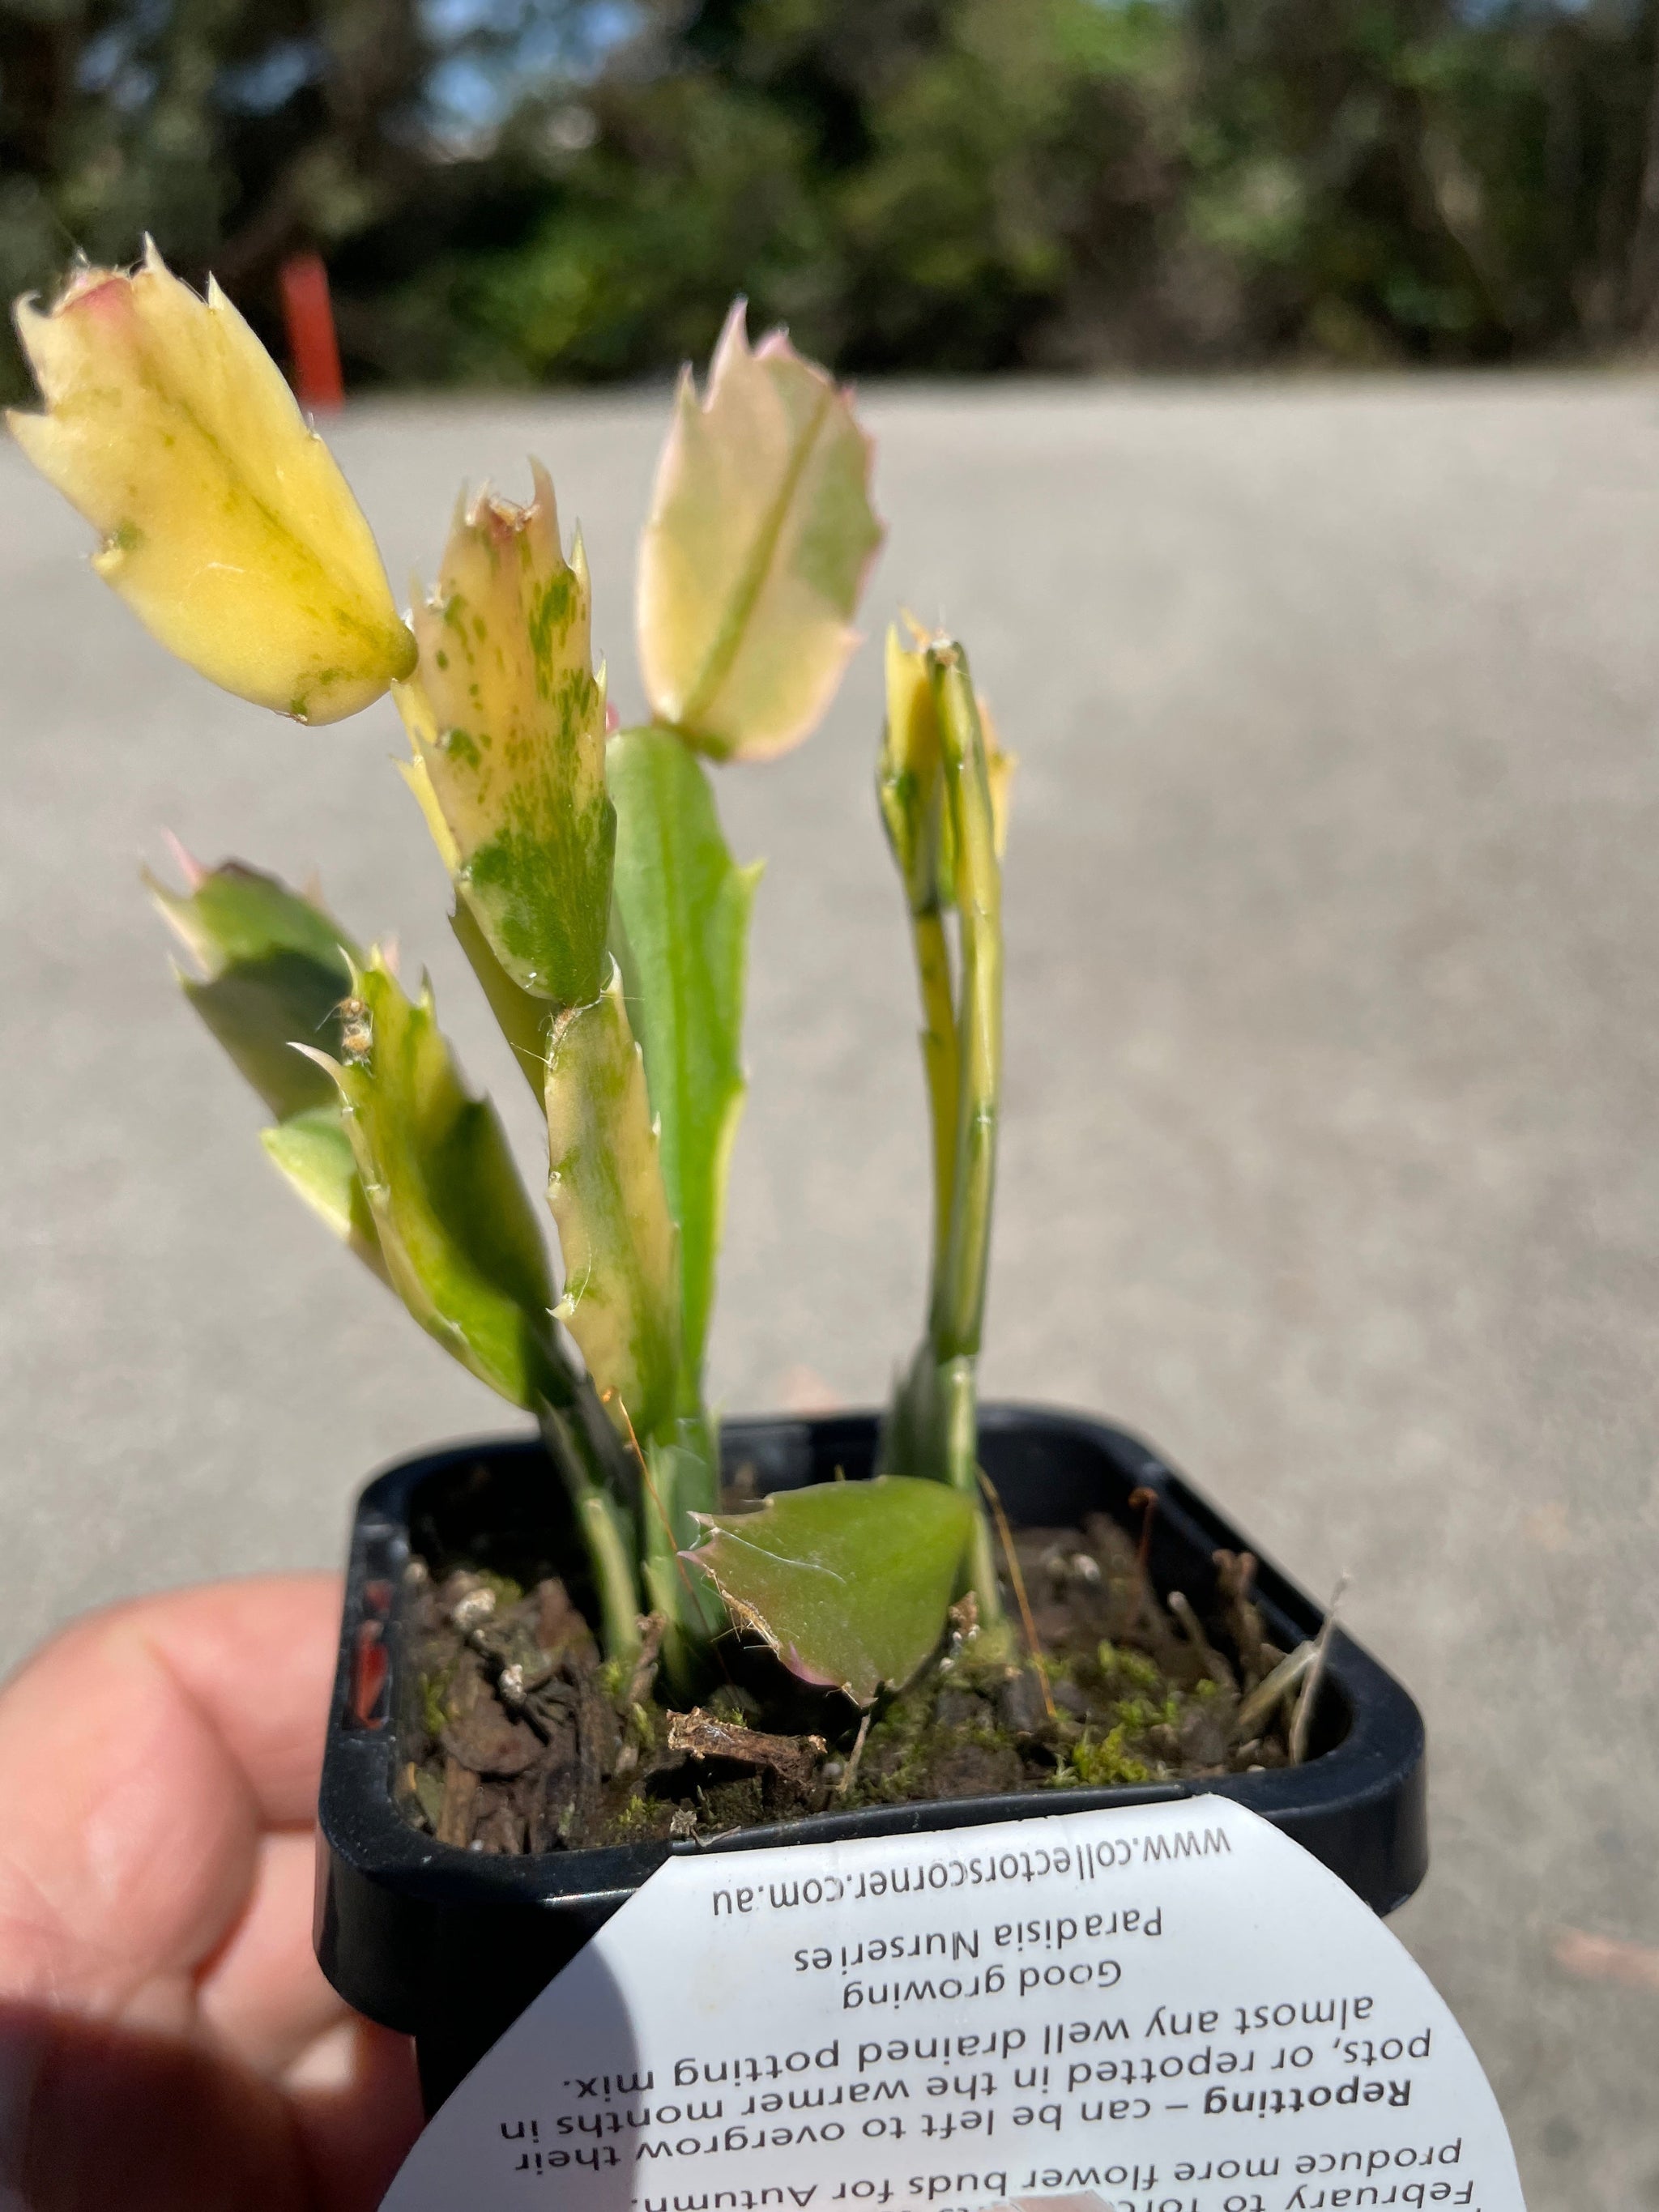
[398,1511,1298,1856]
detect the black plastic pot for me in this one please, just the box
[315,1404,1427,2114]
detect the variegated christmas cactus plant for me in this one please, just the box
[8,248,1014,1711]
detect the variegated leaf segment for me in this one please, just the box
[637,302,883,762]
[151,859,642,1658]
[397,743,555,1102]
[148,858,386,1277]
[878,631,957,1287]
[876,631,1011,1624]
[398,467,613,1008]
[395,475,682,1487]
[689,1478,975,1707]
[313,954,642,1660]
[13,254,1020,1701]
[8,244,413,723]
[313,954,560,1409]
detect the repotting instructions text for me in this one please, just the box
[382,1796,1525,2212]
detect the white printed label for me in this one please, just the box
[384,1796,1525,2212]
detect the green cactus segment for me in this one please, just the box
[149,859,359,1123]
[639,1424,727,1679]
[262,1108,389,1281]
[320,953,563,1411]
[608,726,759,1404]
[883,1350,1001,1627]
[544,966,681,1444]
[148,858,356,982]
[177,953,343,1122]
[404,466,614,1007]
[638,305,883,762]
[928,650,1002,1367]
[149,858,392,1283]
[689,1477,975,1708]
[564,1465,646,1668]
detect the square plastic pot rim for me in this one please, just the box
[317,1400,1427,1936]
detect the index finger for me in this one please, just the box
[6,1574,343,1830]
[0,1575,344,2008]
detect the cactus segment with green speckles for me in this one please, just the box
[399,465,613,1009]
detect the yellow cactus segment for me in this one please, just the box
[398,465,612,1005]
[545,968,680,1442]
[6,242,414,722]
[880,622,1016,908]
[885,625,939,783]
[638,302,883,761]
[879,625,946,912]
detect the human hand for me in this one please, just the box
[0,1575,422,2211]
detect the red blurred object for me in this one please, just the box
[351,1619,388,1726]
[279,250,345,412]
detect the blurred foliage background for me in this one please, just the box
[6,0,1659,399]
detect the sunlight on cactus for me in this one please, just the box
[9,242,1027,1711]
[7,243,413,721]
[399,467,612,1007]
[693,1478,976,1707]
[638,300,882,761]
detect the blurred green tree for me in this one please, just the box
[6,0,1659,394]
[1179,0,1659,362]
[394,0,1185,381]
[0,0,434,390]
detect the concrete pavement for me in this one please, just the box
[3,374,1658,2201]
